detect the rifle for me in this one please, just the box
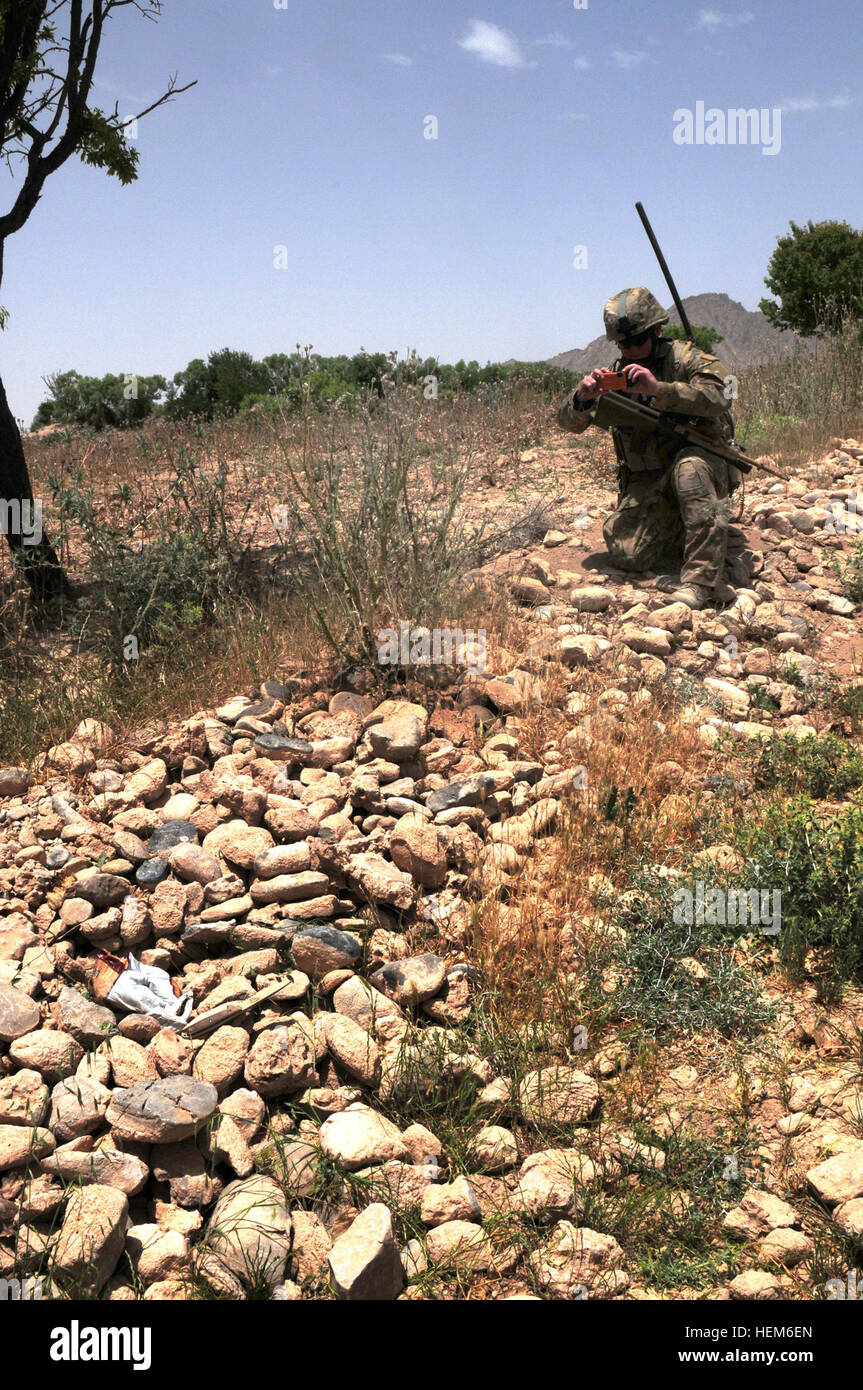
[593,390,788,481]
[635,201,694,343]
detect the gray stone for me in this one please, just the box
[374,954,446,1008]
[106,1075,218,1144]
[291,924,362,976]
[148,821,199,857]
[75,873,131,908]
[136,858,169,886]
[254,734,312,762]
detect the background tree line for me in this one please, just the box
[31,348,585,431]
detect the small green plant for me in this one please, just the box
[49,454,255,668]
[747,732,863,800]
[830,537,863,605]
[579,865,775,1042]
[736,797,863,1002]
[830,681,863,735]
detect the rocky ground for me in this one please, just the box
[2,435,863,1301]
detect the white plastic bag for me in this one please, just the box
[106,953,193,1028]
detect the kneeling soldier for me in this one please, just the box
[557,286,755,609]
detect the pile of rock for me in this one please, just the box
[0,677,602,1299]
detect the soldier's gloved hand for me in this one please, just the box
[622,364,660,395]
[577,369,606,403]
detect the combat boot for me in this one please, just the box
[669,583,713,611]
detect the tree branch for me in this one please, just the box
[0,1,194,269]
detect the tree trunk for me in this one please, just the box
[0,372,69,602]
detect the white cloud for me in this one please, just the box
[573,55,591,70]
[382,53,413,66]
[694,9,755,32]
[611,50,651,69]
[458,20,529,69]
[781,93,852,112]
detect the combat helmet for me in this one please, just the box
[603,287,669,342]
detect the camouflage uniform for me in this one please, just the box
[558,309,751,590]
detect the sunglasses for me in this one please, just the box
[617,328,654,349]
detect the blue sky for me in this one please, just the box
[1,0,860,425]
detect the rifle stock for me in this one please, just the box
[593,391,788,481]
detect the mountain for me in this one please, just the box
[548,292,804,374]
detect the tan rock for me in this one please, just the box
[318,1012,380,1087]
[470,1125,518,1173]
[755,1228,811,1268]
[367,703,428,763]
[203,820,275,870]
[0,982,41,1042]
[0,1123,55,1170]
[728,1269,782,1300]
[517,1066,600,1127]
[8,1029,83,1081]
[0,1069,50,1127]
[149,1028,195,1077]
[108,1036,160,1087]
[514,1148,597,1221]
[49,1077,111,1141]
[807,1149,863,1206]
[205,1175,291,1291]
[193,1026,250,1095]
[420,1176,481,1226]
[41,1141,149,1195]
[319,1104,408,1170]
[346,853,415,910]
[244,1023,318,1097]
[289,1209,332,1285]
[126,1223,191,1283]
[425,1220,494,1272]
[390,816,447,888]
[54,1185,129,1296]
[329,1202,404,1300]
[126,759,169,804]
[529,1222,629,1297]
[723,1187,799,1240]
